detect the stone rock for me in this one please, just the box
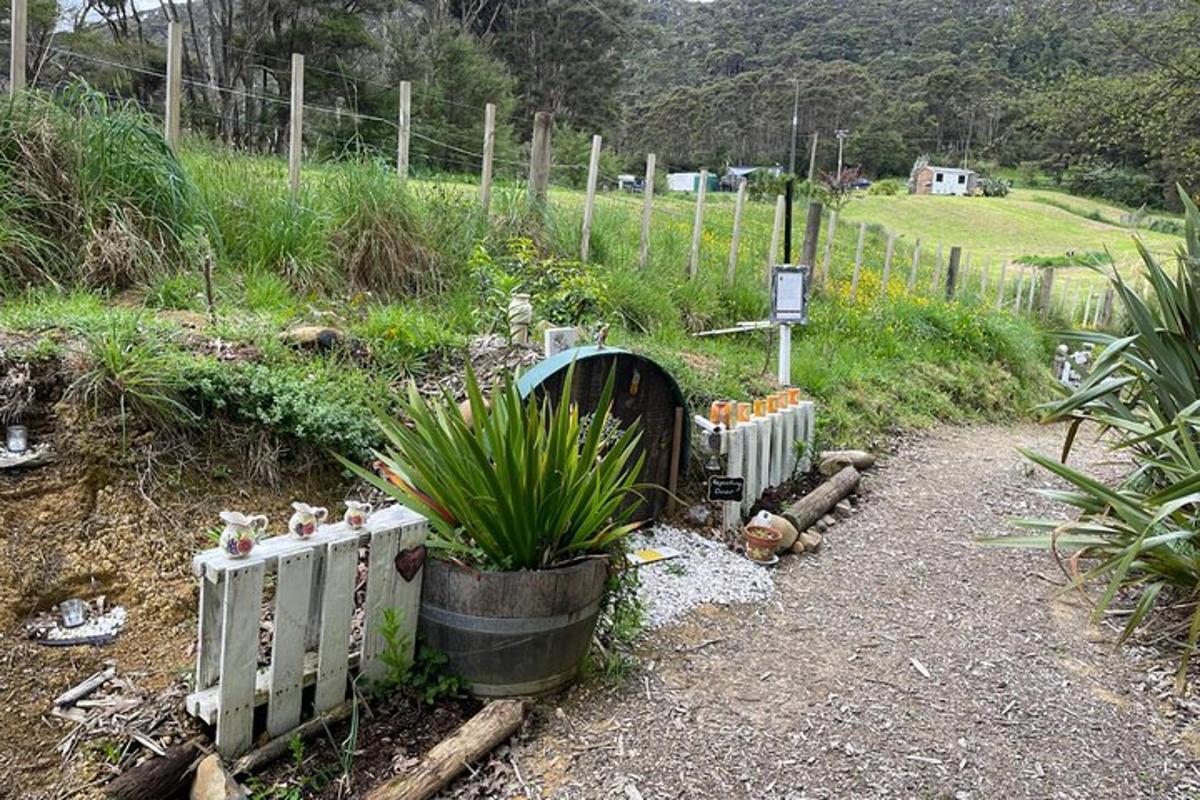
[835,500,853,517]
[280,325,343,351]
[821,514,837,528]
[789,538,806,555]
[800,531,823,551]
[191,754,247,800]
[684,504,711,527]
[765,513,799,552]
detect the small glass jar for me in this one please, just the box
[6,425,27,454]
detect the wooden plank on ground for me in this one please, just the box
[267,548,313,738]
[215,560,265,758]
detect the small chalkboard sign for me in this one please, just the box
[707,476,745,503]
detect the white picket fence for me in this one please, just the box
[187,505,428,757]
[695,399,816,531]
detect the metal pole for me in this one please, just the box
[783,82,800,263]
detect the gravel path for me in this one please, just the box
[460,423,1200,799]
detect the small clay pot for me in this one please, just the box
[744,524,782,562]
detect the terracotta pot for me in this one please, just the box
[744,524,782,562]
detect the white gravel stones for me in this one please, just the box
[629,525,774,628]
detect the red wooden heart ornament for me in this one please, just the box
[394,545,427,582]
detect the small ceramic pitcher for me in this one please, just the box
[288,502,328,538]
[344,501,373,530]
[220,511,268,558]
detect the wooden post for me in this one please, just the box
[1099,286,1114,327]
[807,131,819,182]
[849,222,866,302]
[397,81,411,181]
[767,194,785,279]
[1082,292,1093,326]
[880,231,895,298]
[1037,267,1055,317]
[479,102,496,216]
[979,256,990,300]
[722,423,744,532]
[959,252,972,300]
[9,0,26,96]
[288,53,304,195]
[638,153,655,269]
[580,134,602,262]
[1013,267,1026,312]
[944,246,962,300]
[821,210,838,282]
[667,407,683,517]
[164,21,183,148]
[727,178,747,285]
[1026,270,1037,313]
[907,238,921,293]
[995,260,1009,311]
[688,169,708,279]
[801,201,822,268]
[528,111,553,206]
[931,243,944,292]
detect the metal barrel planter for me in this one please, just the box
[418,557,609,697]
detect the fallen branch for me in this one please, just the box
[365,699,527,800]
[781,465,861,533]
[54,666,116,708]
[231,700,354,777]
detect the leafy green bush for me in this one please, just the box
[469,236,613,328]
[867,178,905,196]
[1065,163,1158,208]
[989,188,1200,682]
[978,177,1011,197]
[343,364,645,571]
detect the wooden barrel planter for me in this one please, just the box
[418,557,609,697]
[517,345,688,519]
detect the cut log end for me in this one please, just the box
[782,465,861,534]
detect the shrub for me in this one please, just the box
[988,188,1200,683]
[1065,162,1157,208]
[342,364,645,571]
[978,177,1011,197]
[867,178,905,196]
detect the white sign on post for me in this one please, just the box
[770,264,810,385]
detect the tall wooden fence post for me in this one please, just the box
[479,102,496,216]
[801,201,822,268]
[688,169,708,279]
[1013,267,1026,312]
[944,246,962,300]
[726,178,747,286]
[638,153,655,269]
[849,222,866,302]
[821,210,838,283]
[767,194,785,283]
[959,252,972,300]
[579,134,602,261]
[288,53,304,195]
[9,0,26,96]
[1037,267,1055,317]
[931,243,944,292]
[528,111,553,207]
[995,260,1009,311]
[397,81,411,181]
[907,238,921,293]
[880,231,895,299]
[164,21,183,149]
[979,256,990,300]
[1026,271,1037,313]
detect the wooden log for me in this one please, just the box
[231,701,353,776]
[104,736,207,800]
[818,449,876,472]
[365,699,526,800]
[55,666,115,707]
[781,466,861,533]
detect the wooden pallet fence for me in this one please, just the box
[695,394,816,533]
[188,505,428,758]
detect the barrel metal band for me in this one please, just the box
[419,599,602,636]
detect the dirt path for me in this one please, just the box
[469,424,1200,799]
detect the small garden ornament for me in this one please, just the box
[344,500,372,530]
[288,502,328,538]
[219,511,268,558]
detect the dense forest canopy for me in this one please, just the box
[14,0,1200,206]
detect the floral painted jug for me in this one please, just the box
[220,511,268,558]
[344,501,373,530]
[289,502,328,538]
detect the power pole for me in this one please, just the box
[783,82,800,264]
[835,129,850,177]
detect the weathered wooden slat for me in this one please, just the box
[770,411,785,486]
[742,418,760,515]
[196,570,224,690]
[215,560,265,757]
[267,549,314,738]
[757,416,771,499]
[388,519,429,669]
[722,425,744,533]
[782,406,797,481]
[800,401,816,472]
[314,534,358,713]
[360,525,402,683]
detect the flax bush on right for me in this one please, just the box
[988,188,1200,687]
